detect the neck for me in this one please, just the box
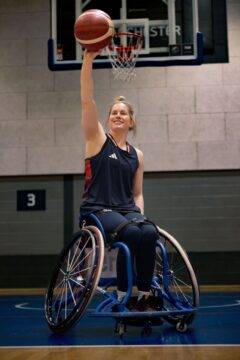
[108,130,128,147]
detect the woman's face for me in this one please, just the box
[108,102,133,132]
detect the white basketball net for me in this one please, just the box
[106,33,143,82]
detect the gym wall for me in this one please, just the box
[0,0,239,175]
[0,0,239,287]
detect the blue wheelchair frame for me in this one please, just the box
[45,211,199,335]
[84,213,198,333]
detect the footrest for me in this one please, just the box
[88,307,197,318]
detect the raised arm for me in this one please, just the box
[80,50,106,156]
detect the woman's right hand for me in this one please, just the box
[83,49,102,62]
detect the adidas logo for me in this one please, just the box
[109,153,118,159]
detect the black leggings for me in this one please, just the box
[94,210,159,292]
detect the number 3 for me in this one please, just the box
[27,193,36,207]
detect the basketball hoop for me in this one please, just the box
[106,32,143,82]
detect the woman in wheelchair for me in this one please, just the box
[44,50,199,334]
[79,49,162,312]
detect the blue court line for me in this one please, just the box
[0,292,240,346]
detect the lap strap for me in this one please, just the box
[109,217,150,244]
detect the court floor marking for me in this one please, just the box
[14,300,240,312]
[15,303,43,311]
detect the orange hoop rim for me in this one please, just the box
[114,31,143,39]
[108,31,143,52]
[106,32,143,81]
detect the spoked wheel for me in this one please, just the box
[45,225,104,333]
[153,226,199,327]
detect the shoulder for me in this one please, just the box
[134,147,144,166]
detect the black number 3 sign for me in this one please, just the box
[17,190,46,211]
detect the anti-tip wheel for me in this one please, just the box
[115,321,126,336]
[176,321,188,333]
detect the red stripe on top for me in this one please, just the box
[85,159,92,186]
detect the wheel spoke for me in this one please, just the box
[59,268,66,276]
[172,278,192,305]
[64,282,68,319]
[68,240,80,271]
[67,280,77,306]
[55,284,65,322]
[70,264,96,277]
[70,247,94,275]
[170,264,186,275]
[69,240,92,274]
[173,274,193,290]
[66,248,71,272]
[52,276,65,292]
[69,235,91,272]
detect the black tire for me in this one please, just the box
[153,226,199,326]
[45,225,104,333]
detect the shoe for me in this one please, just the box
[127,296,138,311]
[112,302,127,312]
[136,295,163,312]
[112,296,138,312]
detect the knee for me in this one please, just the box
[122,225,142,241]
[141,225,159,245]
[121,225,142,245]
[117,225,142,256]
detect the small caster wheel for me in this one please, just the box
[115,321,126,337]
[176,321,188,333]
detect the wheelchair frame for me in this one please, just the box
[45,213,199,336]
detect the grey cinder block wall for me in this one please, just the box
[0,0,239,175]
[0,1,240,287]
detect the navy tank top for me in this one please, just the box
[80,134,141,216]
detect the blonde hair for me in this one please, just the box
[108,96,136,132]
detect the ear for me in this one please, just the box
[129,117,136,129]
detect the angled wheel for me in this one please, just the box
[153,226,199,326]
[45,225,104,333]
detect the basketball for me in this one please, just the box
[74,9,115,51]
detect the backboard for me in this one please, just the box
[49,0,203,71]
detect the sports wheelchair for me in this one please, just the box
[45,212,199,336]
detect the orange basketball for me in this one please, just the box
[74,9,115,51]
